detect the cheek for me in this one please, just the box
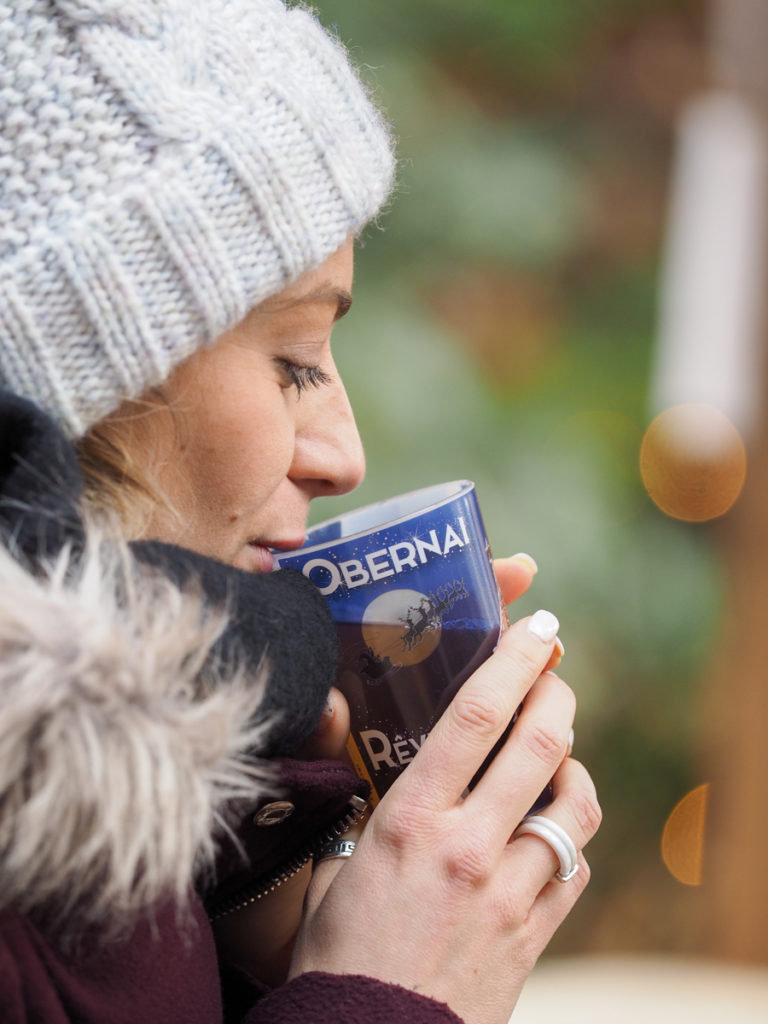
[182,396,296,514]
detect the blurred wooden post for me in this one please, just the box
[702,0,768,964]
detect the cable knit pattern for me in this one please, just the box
[0,0,395,436]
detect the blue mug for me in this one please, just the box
[273,480,506,803]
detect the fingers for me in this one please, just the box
[296,687,351,761]
[492,553,538,606]
[394,611,562,810]
[305,851,349,916]
[506,850,592,963]
[465,670,575,834]
[306,788,372,915]
[492,556,563,674]
[504,756,601,897]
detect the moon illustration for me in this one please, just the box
[361,588,441,666]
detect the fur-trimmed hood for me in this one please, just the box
[0,392,337,939]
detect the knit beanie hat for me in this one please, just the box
[0,0,395,438]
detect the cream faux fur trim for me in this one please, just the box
[0,534,273,935]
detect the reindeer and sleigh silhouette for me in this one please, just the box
[357,578,470,683]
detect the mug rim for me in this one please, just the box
[274,479,475,560]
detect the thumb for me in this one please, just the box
[296,687,351,762]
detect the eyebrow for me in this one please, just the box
[261,286,353,323]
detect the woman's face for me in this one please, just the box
[116,238,365,570]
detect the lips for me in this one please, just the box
[266,537,306,553]
[241,542,275,573]
[244,537,305,573]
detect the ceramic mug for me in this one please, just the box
[273,480,507,803]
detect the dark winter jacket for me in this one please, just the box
[0,392,461,1023]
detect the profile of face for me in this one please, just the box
[110,238,365,570]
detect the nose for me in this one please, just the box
[291,368,366,497]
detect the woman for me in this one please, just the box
[0,2,600,1022]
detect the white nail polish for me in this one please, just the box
[568,728,575,751]
[528,609,560,643]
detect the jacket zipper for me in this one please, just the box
[206,796,368,920]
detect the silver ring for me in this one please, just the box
[313,839,357,865]
[513,814,579,883]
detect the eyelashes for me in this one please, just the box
[275,358,333,395]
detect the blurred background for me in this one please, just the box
[308,0,768,1010]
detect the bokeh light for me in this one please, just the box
[661,783,709,886]
[639,403,747,521]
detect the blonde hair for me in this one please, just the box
[74,395,181,541]
[74,427,154,539]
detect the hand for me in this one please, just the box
[290,612,601,1024]
[213,552,555,990]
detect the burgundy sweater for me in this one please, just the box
[0,904,462,1024]
[0,758,462,1024]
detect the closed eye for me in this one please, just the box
[275,358,333,395]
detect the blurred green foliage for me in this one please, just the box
[309,0,721,954]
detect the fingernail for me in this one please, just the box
[323,691,334,718]
[510,552,538,575]
[568,728,575,752]
[547,635,565,671]
[527,609,560,643]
